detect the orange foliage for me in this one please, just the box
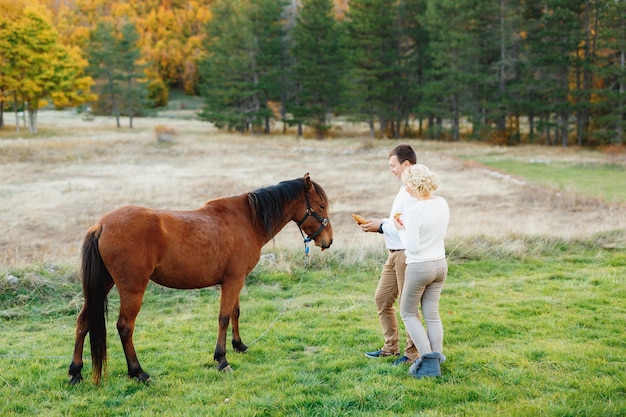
[35,0,213,95]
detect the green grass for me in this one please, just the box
[1,233,626,416]
[163,90,204,111]
[472,158,626,202]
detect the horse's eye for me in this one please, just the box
[319,205,326,211]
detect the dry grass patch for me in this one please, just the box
[1,110,625,267]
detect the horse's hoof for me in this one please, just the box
[220,365,233,373]
[68,374,83,385]
[134,372,151,383]
[233,341,248,353]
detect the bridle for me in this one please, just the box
[296,192,329,242]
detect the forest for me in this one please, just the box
[0,0,625,146]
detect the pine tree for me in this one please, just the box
[523,0,586,146]
[87,21,123,126]
[573,1,600,146]
[342,0,402,138]
[249,0,289,133]
[117,21,146,128]
[421,0,480,141]
[199,0,287,133]
[472,0,518,142]
[87,20,146,128]
[198,0,256,131]
[290,0,343,138]
[396,0,430,137]
[595,0,626,145]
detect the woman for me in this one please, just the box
[393,164,449,378]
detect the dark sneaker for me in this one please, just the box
[365,349,400,358]
[391,355,413,366]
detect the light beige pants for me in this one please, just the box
[374,250,419,359]
[400,258,448,356]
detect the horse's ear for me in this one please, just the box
[304,173,313,191]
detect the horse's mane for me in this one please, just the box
[247,178,327,235]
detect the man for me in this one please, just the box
[360,144,419,366]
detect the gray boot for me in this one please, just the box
[408,352,444,378]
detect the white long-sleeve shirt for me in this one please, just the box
[398,196,449,263]
[381,185,418,250]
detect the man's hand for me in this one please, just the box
[360,218,383,233]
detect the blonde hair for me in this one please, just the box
[402,164,439,197]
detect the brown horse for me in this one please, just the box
[68,173,332,385]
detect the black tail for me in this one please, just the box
[82,226,111,385]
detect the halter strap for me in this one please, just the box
[296,192,329,241]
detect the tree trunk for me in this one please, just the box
[496,0,507,134]
[576,1,595,146]
[618,49,625,145]
[13,97,20,134]
[128,78,134,129]
[560,110,568,147]
[452,96,459,141]
[428,115,434,139]
[452,114,459,142]
[436,117,442,140]
[379,116,387,136]
[27,107,38,134]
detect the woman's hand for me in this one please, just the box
[393,215,404,230]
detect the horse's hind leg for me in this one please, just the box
[231,296,248,353]
[117,285,151,382]
[68,304,89,385]
[68,281,114,385]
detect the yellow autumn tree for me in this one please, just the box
[0,0,23,128]
[137,1,211,94]
[44,0,212,98]
[0,1,95,133]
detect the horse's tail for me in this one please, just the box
[82,224,110,385]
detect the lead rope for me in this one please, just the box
[303,237,311,268]
[247,238,311,346]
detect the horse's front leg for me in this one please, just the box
[231,296,248,353]
[214,314,231,371]
[214,278,245,371]
[68,305,89,385]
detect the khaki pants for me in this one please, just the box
[374,250,419,360]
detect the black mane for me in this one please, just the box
[247,177,326,235]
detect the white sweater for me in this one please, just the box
[381,185,418,250]
[398,196,449,263]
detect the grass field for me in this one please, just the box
[472,158,626,202]
[1,110,625,415]
[1,234,625,416]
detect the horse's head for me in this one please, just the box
[296,173,333,251]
